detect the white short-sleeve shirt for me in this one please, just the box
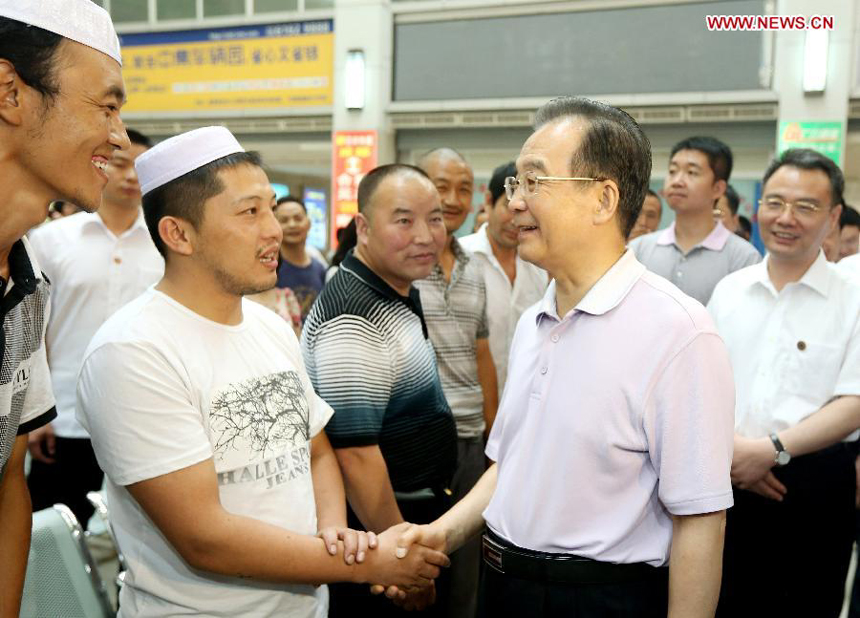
[77,290,333,618]
[28,211,163,438]
[707,252,860,439]
[483,251,735,567]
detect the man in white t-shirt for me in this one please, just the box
[76,127,448,617]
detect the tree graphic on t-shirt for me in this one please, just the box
[209,371,310,460]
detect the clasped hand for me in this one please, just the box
[317,523,448,599]
[731,435,787,501]
[369,522,449,611]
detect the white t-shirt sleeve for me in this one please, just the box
[77,341,212,486]
[643,331,736,516]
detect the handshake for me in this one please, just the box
[319,521,448,611]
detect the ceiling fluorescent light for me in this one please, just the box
[345,49,366,110]
[803,30,828,93]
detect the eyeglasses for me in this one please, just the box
[504,170,602,201]
[758,197,823,218]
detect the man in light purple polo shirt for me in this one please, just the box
[629,137,760,305]
[385,96,736,617]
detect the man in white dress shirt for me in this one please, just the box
[708,148,860,618]
[460,161,548,397]
[26,129,163,525]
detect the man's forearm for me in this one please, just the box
[336,445,403,532]
[0,437,33,618]
[435,464,497,553]
[476,339,499,433]
[667,511,725,618]
[311,433,347,529]
[779,396,860,457]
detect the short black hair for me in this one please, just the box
[644,189,663,212]
[534,96,652,239]
[357,164,431,215]
[670,136,733,183]
[0,17,64,101]
[738,215,752,235]
[142,151,263,258]
[762,148,844,209]
[331,218,358,269]
[841,205,860,230]
[488,162,517,205]
[126,129,151,149]
[275,195,306,214]
[723,184,740,215]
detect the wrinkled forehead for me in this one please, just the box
[518,118,588,174]
[380,174,440,211]
[763,165,833,202]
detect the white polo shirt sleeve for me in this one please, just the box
[643,331,735,516]
[77,341,212,486]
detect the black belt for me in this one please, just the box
[482,530,668,585]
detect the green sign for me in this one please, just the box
[778,120,843,166]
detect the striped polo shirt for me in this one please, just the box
[414,238,489,438]
[301,252,457,492]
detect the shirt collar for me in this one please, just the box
[82,209,149,236]
[1,237,42,316]
[656,221,731,251]
[536,250,645,322]
[754,250,832,298]
[469,225,493,257]
[340,250,428,336]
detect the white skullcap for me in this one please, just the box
[0,0,122,66]
[136,126,246,196]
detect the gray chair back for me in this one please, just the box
[19,504,113,618]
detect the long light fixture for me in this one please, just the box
[345,49,366,110]
[803,30,829,93]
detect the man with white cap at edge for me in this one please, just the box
[75,126,448,617]
[0,1,128,613]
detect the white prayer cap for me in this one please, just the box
[136,127,246,197]
[0,0,122,66]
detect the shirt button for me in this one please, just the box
[551,334,559,343]
[540,367,548,375]
[676,271,683,278]
[113,256,122,264]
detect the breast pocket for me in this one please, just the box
[780,339,843,405]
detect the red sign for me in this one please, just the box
[331,130,377,247]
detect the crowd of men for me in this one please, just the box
[1,2,859,618]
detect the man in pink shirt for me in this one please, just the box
[385,96,736,617]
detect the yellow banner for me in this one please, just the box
[120,21,333,113]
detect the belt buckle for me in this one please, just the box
[482,534,504,574]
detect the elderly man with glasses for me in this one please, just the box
[707,148,860,618]
[384,96,736,618]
